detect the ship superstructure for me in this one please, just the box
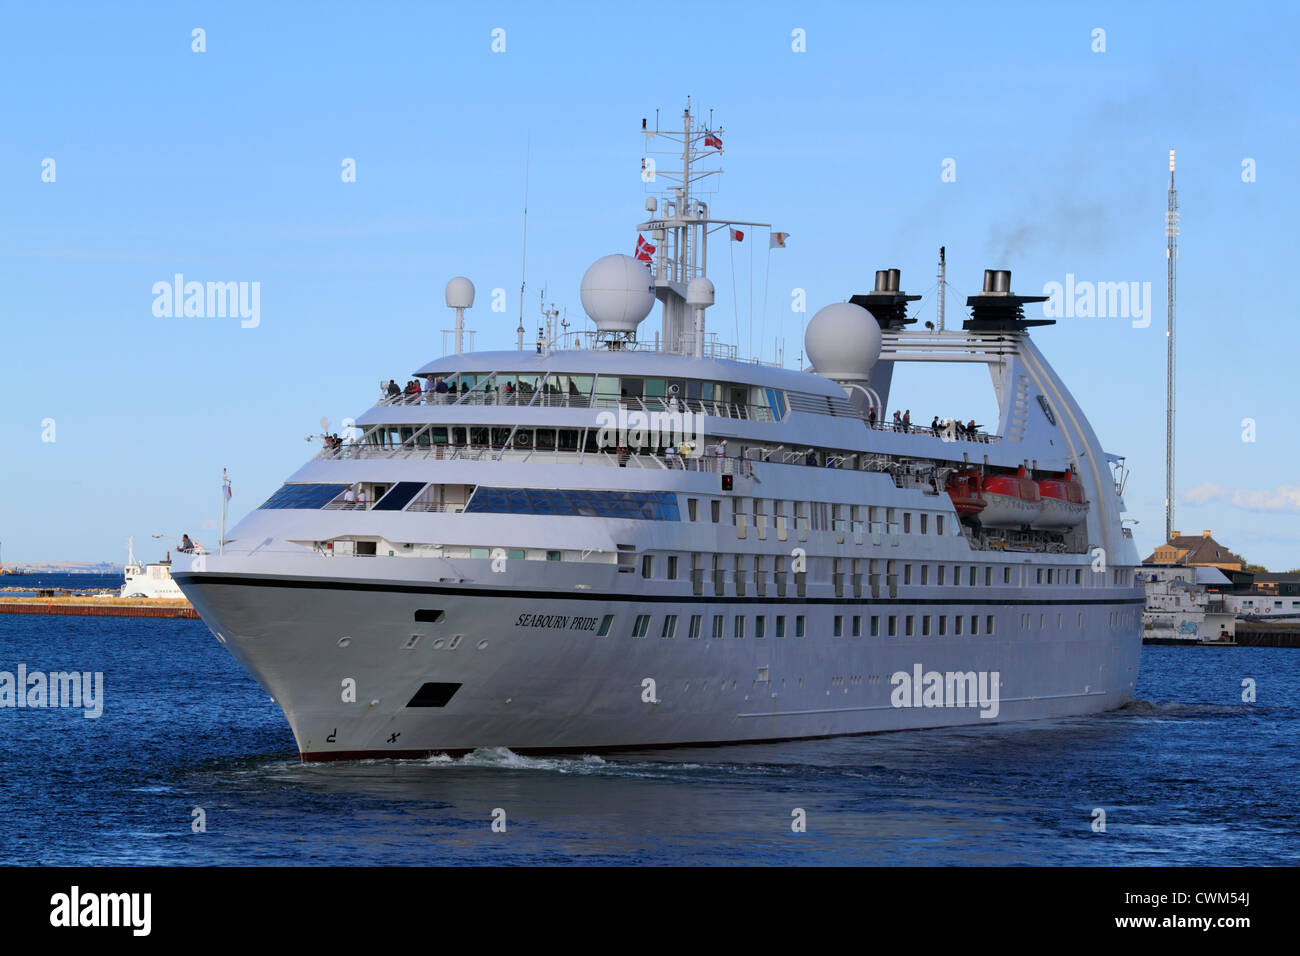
[174,103,1144,761]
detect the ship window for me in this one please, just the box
[938,615,946,636]
[688,615,702,639]
[406,682,461,708]
[776,616,786,638]
[903,513,912,533]
[755,616,766,638]
[373,482,427,512]
[1036,568,1044,584]
[904,565,912,585]
[954,615,963,635]
[597,614,613,636]
[936,515,944,536]
[631,615,651,638]
[1075,569,1081,584]
[971,616,979,635]
[987,615,995,635]
[921,565,929,585]
[667,555,678,579]
[905,615,914,636]
[922,615,930,636]
[985,567,992,587]
[465,488,679,520]
[852,615,861,637]
[795,615,806,637]
[688,498,698,521]
[888,616,897,637]
[413,609,445,623]
[711,500,721,523]
[833,615,843,637]
[260,483,351,510]
[937,565,946,586]
[642,555,654,578]
[969,566,977,586]
[1004,567,1012,584]
[546,550,562,561]
[734,615,745,639]
[712,615,725,638]
[871,616,880,637]
[661,616,677,638]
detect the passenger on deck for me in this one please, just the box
[931,416,941,436]
[386,380,400,397]
[805,449,817,466]
[460,382,469,394]
[902,410,911,431]
[343,486,356,509]
[179,534,195,552]
[867,406,876,426]
[435,378,449,394]
[356,487,368,509]
[892,410,902,430]
[967,419,977,439]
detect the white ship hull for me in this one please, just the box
[177,555,1143,760]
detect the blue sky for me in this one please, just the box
[1,1,1297,568]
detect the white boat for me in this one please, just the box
[174,102,1144,761]
[120,537,185,599]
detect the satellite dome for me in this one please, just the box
[580,254,656,333]
[804,302,882,379]
[445,276,475,309]
[686,276,715,307]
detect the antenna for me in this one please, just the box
[1165,149,1179,543]
[517,135,530,351]
[937,245,947,331]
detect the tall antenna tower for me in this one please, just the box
[1165,149,1179,544]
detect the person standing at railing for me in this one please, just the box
[902,409,911,432]
[868,406,876,427]
[435,377,449,396]
[931,416,941,437]
[356,487,368,509]
[385,380,400,399]
[892,410,902,431]
[343,486,356,510]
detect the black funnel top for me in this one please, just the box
[963,269,1052,332]
[850,268,921,330]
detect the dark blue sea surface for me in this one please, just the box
[0,572,121,597]
[1,613,1295,865]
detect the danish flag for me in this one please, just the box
[634,234,656,261]
[704,132,722,149]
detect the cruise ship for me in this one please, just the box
[174,104,1145,761]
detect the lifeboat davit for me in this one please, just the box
[1033,467,1089,530]
[945,469,986,519]
[980,467,1042,528]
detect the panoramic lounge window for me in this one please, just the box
[373,482,427,511]
[260,483,351,510]
[465,488,679,521]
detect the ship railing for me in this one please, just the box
[374,388,775,420]
[863,419,1000,444]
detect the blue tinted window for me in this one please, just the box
[373,482,426,511]
[465,488,679,521]
[260,483,350,510]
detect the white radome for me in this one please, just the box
[804,302,882,379]
[445,276,475,309]
[686,276,715,307]
[580,254,656,333]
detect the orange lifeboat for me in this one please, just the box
[945,469,986,519]
[980,466,1043,529]
[1034,467,1089,530]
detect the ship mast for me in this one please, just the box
[637,98,768,356]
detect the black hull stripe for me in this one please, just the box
[173,572,1144,608]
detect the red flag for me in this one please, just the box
[634,234,656,261]
[729,228,744,242]
[704,132,722,149]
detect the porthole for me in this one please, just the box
[337,636,352,648]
